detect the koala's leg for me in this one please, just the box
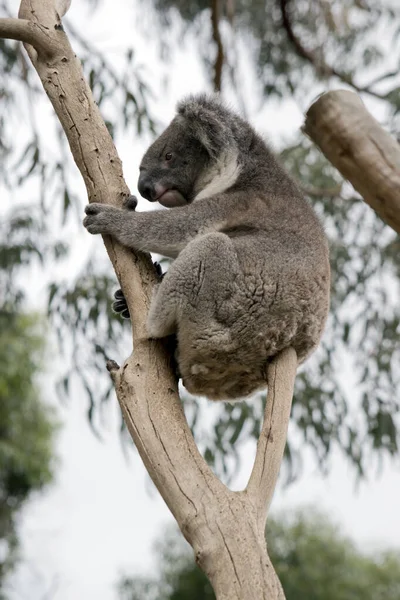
[147,282,177,338]
[147,232,241,339]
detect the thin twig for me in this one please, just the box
[363,69,400,89]
[302,183,343,198]
[211,0,224,92]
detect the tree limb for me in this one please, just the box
[247,348,297,525]
[304,90,400,235]
[5,2,297,597]
[0,17,57,55]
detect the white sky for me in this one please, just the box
[3,1,400,599]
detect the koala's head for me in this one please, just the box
[138,95,239,208]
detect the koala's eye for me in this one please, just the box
[165,152,172,161]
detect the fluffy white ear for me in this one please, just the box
[55,0,71,17]
[177,95,235,159]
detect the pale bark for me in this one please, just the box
[304,89,400,234]
[1,4,298,598]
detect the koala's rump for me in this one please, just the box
[175,232,330,401]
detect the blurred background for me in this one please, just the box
[0,0,400,598]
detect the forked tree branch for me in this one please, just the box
[304,90,400,235]
[4,2,296,598]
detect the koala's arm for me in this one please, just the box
[83,195,252,257]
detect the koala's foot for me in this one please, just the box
[113,292,180,379]
[112,262,165,320]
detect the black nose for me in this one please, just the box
[138,174,154,201]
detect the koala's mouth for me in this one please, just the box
[156,189,187,208]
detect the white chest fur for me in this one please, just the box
[194,151,241,200]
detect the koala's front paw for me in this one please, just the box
[83,203,120,235]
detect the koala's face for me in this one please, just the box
[138,117,209,208]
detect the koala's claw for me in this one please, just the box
[112,260,163,321]
[112,287,180,379]
[84,203,102,215]
[113,301,130,319]
[123,195,138,211]
[113,288,130,319]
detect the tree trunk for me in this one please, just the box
[304,89,400,234]
[0,3,297,598]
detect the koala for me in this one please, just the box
[83,94,330,401]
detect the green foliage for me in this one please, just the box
[152,0,400,101]
[267,512,400,600]
[118,511,400,600]
[0,311,57,588]
[118,527,215,600]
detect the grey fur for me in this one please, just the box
[83,94,330,401]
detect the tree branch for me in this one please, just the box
[247,348,297,525]
[0,17,57,55]
[17,0,158,342]
[6,2,296,598]
[304,90,400,235]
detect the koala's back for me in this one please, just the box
[174,218,330,401]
